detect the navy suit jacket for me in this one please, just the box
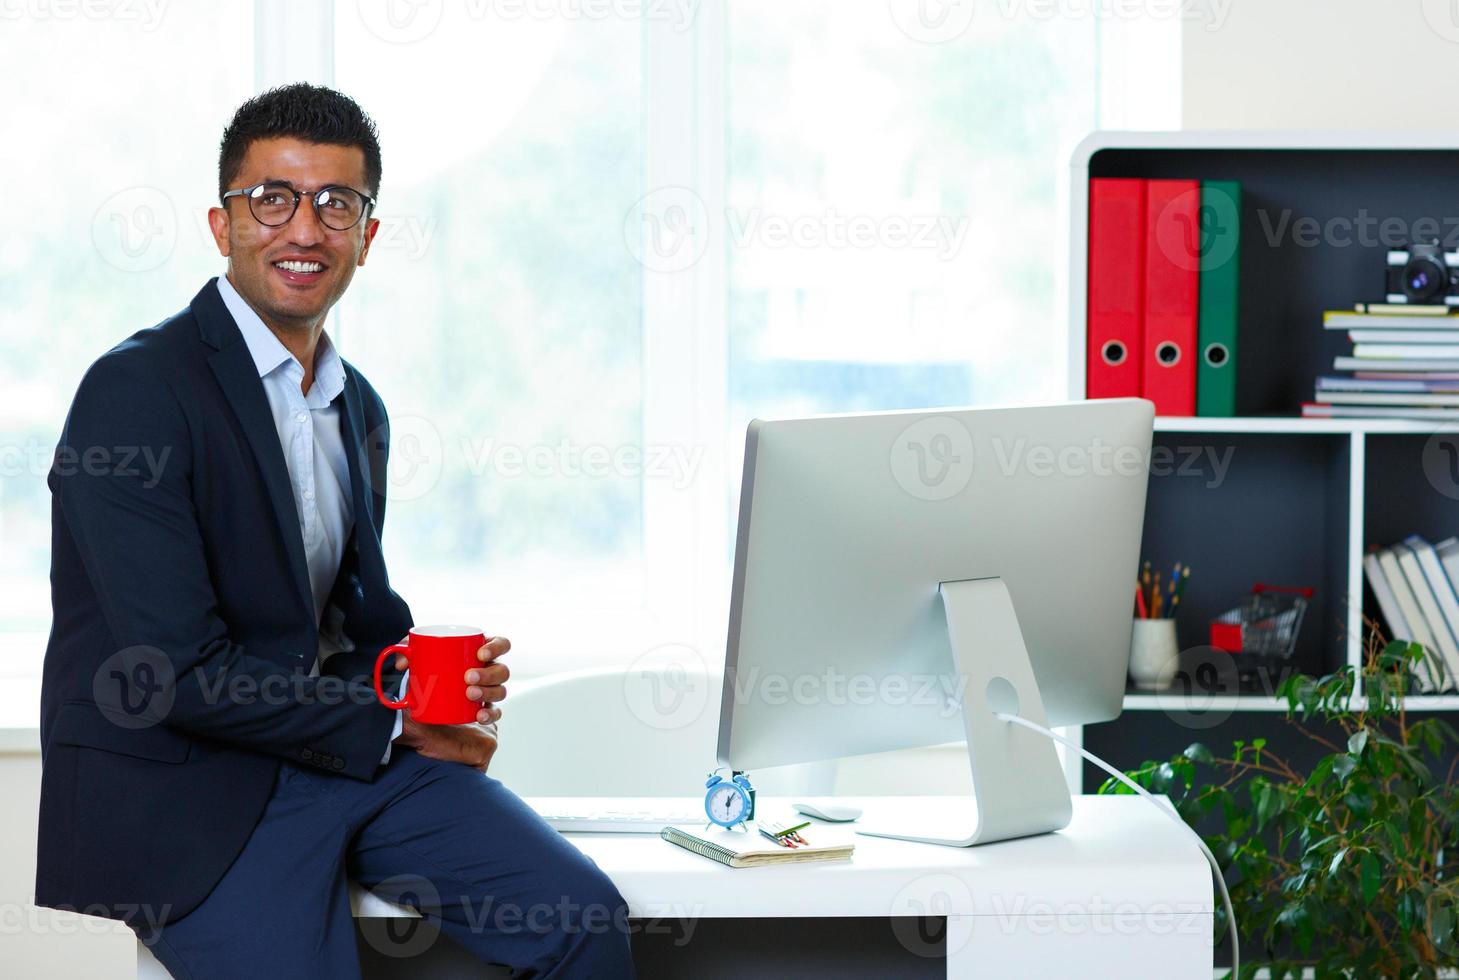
[35,278,414,928]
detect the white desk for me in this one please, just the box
[141,794,1214,978]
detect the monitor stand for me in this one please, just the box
[855,577,1074,847]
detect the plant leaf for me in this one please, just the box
[1348,730,1369,756]
[1360,851,1380,906]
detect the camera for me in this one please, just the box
[1386,240,1459,304]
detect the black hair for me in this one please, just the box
[218,82,382,200]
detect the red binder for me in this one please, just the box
[1086,178,1146,399]
[1142,179,1201,416]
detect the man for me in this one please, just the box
[34,83,634,978]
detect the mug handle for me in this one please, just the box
[374,643,412,710]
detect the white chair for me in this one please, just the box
[486,665,719,796]
[485,663,836,798]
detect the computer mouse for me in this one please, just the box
[792,801,863,823]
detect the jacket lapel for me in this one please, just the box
[194,279,316,623]
[337,367,385,577]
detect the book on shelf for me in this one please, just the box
[1311,305,1459,419]
[1396,539,1459,690]
[1372,546,1442,692]
[1335,356,1459,372]
[1311,392,1459,407]
[1325,309,1459,330]
[1349,329,1459,344]
[1365,551,1413,645]
[1318,376,1459,393]
[1355,371,1459,381]
[1353,343,1459,360]
[1303,403,1459,420]
[1353,302,1456,316]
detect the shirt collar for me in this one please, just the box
[215,274,346,405]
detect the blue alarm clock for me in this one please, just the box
[703,771,755,829]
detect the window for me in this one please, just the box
[333,6,653,670]
[0,1,1176,720]
[0,2,254,719]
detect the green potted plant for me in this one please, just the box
[1103,622,1459,978]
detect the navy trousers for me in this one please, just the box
[130,746,635,979]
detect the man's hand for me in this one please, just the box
[390,636,510,773]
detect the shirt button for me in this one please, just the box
[295,412,307,424]
[304,489,314,501]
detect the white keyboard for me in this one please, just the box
[526,797,705,834]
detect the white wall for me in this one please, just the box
[0,753,136,980]
[1183,0,1459,129]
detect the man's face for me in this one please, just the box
[208,137,379,331]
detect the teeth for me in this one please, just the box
[275,260,323,273]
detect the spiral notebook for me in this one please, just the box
[660,824,855,868]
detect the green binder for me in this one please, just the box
[1197,181,1241,417]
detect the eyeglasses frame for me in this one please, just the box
[219,180,377,231]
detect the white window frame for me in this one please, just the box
[0,2,1179,735]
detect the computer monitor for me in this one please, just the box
[715,399,1154,846]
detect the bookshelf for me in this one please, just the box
[1066,132,1459,794]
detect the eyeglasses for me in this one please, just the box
[220,181,375,231]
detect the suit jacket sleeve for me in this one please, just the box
[51,351,397,780]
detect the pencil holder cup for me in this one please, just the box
[1128,619,1179,690]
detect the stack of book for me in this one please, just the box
[1365,535,1459,692]
[1305,304,1459,420]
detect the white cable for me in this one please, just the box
[994,711,1239,977]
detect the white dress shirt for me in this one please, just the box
[217,274,404,765]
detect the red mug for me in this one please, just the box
[373,625,488,725]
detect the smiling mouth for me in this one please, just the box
[273,259,326,274]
